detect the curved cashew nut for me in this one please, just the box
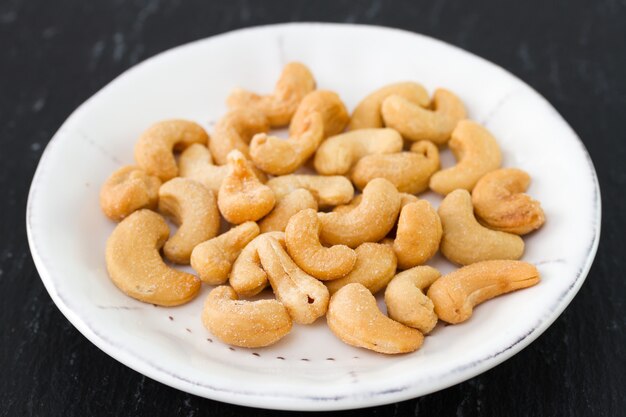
[392,200,442,269]
[190,221,260,284]
[230,232,285,298]
[218,150,276,224]
[134,120,208,181]
[157,178,220,264]
[429,120,502,195]
[384,266,441,334]
[313,128,403,175]
[438,189,524,265]
[258,237,329,324]
[349,82,430,130]
[266,174,354,209]
[202,286,292,348]
[351,140,440,194]
[290,90,349,137]
[327,283,424,354]
[325,242,397,295]
[259,188,318,233]
[381,88,467,145]
[285,209,357,281]
[227,62,316,127]
[472,168,546,235]
[427,260,540,324]
[100,165,161,221]
[209,108,270,165]
[250,112,324,175]
[318,178,401,248]
[105,209,201,306]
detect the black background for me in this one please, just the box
[1,1,625,416]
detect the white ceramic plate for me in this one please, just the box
[27,23,601,411]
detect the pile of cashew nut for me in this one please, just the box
[100,63,546,354]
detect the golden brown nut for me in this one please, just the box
[381,89,466,145]
[100,165,161,221]
[258,189,318,233]
[227,62,316,127]
[392,200,442,269]
[202,286,292,348]
[158,178,220,264]
[472,168,546,235]
[290,90,349,137]
[349,82,430,130]
[266,174,354,209]
[427,260,540,324]
[209,108,270,165]
[230,232,284,298]
[438,189,524,265]
[105,209,201,306]
[327,283,424,354]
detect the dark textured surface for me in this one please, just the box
[1,1,625,416]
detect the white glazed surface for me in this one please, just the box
[26,23,601,411]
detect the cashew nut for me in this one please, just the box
[313,128,403,175]
[158,178,220,264]
[100,165,161,221]
[105,209,201,306]
[266,174,354,209]
[230,232,284,298]
[226,62,316,127]
[325,242,397,295]
[427,260,540,324]
[285,209,357,281]
[381,89,467,145]
[258,188,318,233]
[351,140,440,194]
[190,221,260,285]
[349,82,430,130]
[257,237,329,324]
[327,283,424,354]
[218,150,276,224]
[429,120,502,195]
[134,120,208,181]
[391,200,442,269]
[209,108,270,165]
[318,178,401,248]
[202,286,292,348]
[333,191,417,215]
[290,90,349,137]
[472,168,546,235]
[249,112,324,175]
[384,266,440,333]
[438,189,524,265]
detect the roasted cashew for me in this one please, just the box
[218,150,276,224]
[134,120,208,181]
[351,140,440,194]
[257,237,329,324]
[230,232,284,298]
[249,112,324,175]
[349,82,430,130]
[100,165,161,221]
[202,286,292,348]
[438,189,524,265]
[258,188,318,233]
[325,242,397,295]
[266,174,354,209]
[381,89,467,145]
[285,209,357,281]
[158,178,220,264]
[290,90,349,137]
[327,283,424,354]
[318,178,401,248]
[313,128,403,175]
[190,221,260,285]
[429,120,502,195]
[384,266,441,333]
[392,200,442,269]
[105,209,201,306]
[472,168,546,235]
[209,108,270,165]
[227,62,316,127]
[427,260,540,324]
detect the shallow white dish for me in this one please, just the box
[27,23,601,411]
